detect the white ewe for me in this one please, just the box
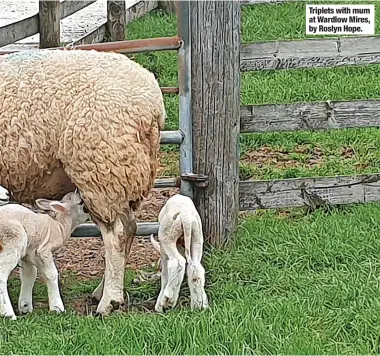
[0,49,165,315]
[150,194,209,312]
[0,191,90,320]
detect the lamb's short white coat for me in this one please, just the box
[0,192,90,320]
[150,194,208,312]
[0,185,10,205]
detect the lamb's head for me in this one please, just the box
[0,185,10,206]
[34,191,91,230]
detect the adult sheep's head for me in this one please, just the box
[35,191,91,230]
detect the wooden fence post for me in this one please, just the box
[106,0,127,41]
[189,1,241,247]
[39,0,60,48]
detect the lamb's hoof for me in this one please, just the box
[2,313,17,321]
[50,306,65,314]
[18,302,33,315]
[191,296,209,310]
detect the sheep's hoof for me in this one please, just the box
[95,300,124,316]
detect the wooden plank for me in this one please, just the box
[68,23,106,46]
[60,0,97,20]
[241,0,298,4]
[240,99,380,133]
[239,174,380,210]
[106,0,127,41]
[125,0,158,24]
[0,0,96,48]
[0,15,39,48]
[190,1,241,247]
[39,0,60,48]
[241,36,380,72]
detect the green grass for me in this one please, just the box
[4,204,380,353]
[4,2,380,354]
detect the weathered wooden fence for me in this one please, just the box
[0,0,159,49]
[1,1,380,247]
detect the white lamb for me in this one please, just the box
[0,191,90,320]
[0,185,10,206]
[150,194,209,312]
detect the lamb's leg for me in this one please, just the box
[0,254,19,320]
[18,260,37,314]
[187,263,209,310]
[187,221,208,310]
[154,254,169,312]
[155,241,185,312]
[37,255,64,313]
[95,213,136,316]
[91,275,104,302]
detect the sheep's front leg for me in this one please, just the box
[95,214,136,316]
[37,254,64,313]
[18,260,37,314]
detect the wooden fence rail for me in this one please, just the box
[0,0,159,49]
[240,99,380,133]
[241,36,380,72]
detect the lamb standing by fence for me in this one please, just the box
[0,191,90,320]
[150,194,208,312]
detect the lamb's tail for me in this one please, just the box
[180,214,193,266]
[150,234,161,253]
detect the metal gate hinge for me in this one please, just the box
[180,173,209,188]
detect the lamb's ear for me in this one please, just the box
[35,198,54,211]
[49,202,69,214]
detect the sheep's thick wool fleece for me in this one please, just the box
[0,49,165,223]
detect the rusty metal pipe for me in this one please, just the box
[0,35,182,56]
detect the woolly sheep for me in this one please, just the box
[0,191,90,320]
[150,194,209,312]
[0,49,166,315]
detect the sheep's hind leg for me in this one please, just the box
[95,212,136,316]
[18,260,37,314]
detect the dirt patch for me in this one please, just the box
[242,145,325,169]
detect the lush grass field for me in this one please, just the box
[3,1,380,354]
